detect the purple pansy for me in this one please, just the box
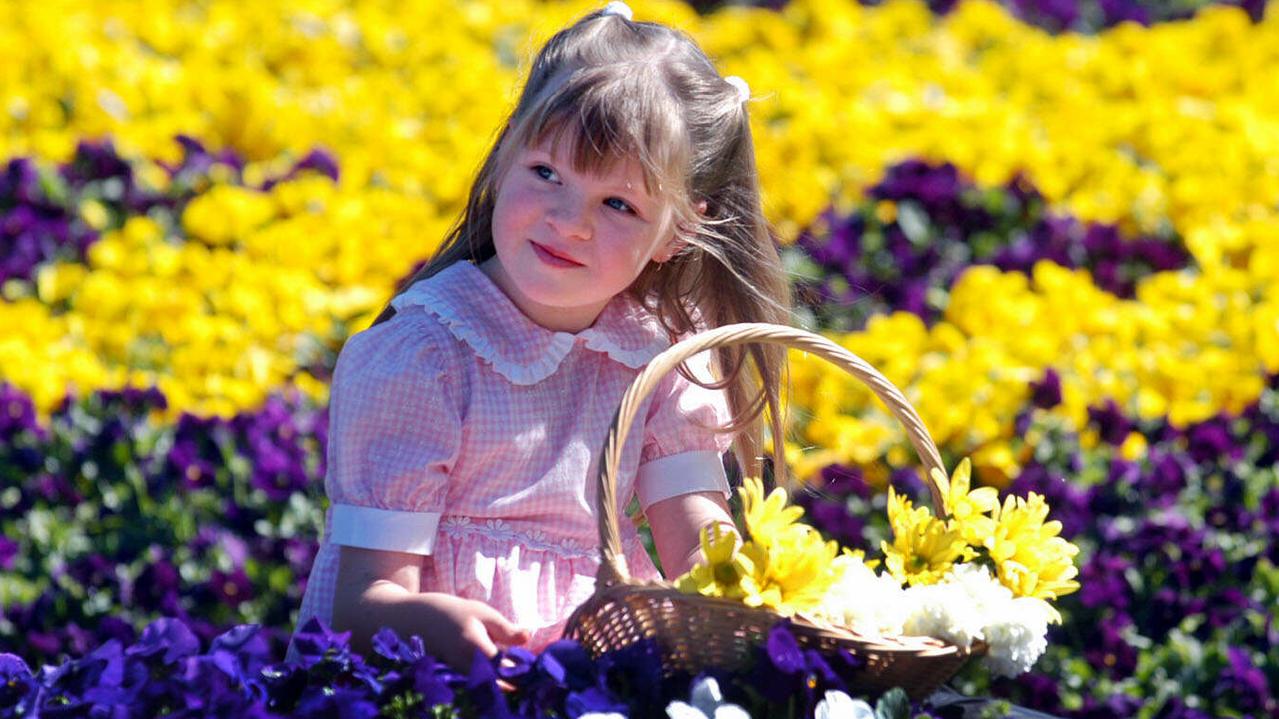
[1214,647,1273,715]
[0,536,18,571]
[1030,368,1063,409]
[1082,611,1139,679]
[0,383,44,440]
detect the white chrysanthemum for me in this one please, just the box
[821,560,1055,678]
[901,580,988,648]
[815,553,908,635]
[897,564,1053,677]
[902,564,1013,648]
[947,563,1015,609]
[982,596,1053,677]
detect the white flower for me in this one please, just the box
[814,690,875,719]
[816,553,909,635]
[901,580,987,648]
[897,564,1052,677]
[666,677,751,719]
[981,596,1053,677]
[820,561,1055,679]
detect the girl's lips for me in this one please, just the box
[530,241,584,268]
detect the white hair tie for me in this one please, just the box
[602,1,633,20]
[725,75,750,103]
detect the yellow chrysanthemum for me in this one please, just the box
[676,477,842,616]
[739,524,842,616]
[740,476,807,544]
[881,488,970,586]
[932,458,999,546]
[985,492,1081,600]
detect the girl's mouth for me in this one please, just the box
[530,241,584,268]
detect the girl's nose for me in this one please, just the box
[545,198,592,241]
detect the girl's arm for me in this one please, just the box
[644,490,736,578]
[331,545,530,669]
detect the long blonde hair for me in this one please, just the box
[375,8,791,479]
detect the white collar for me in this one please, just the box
[390,262,671,385]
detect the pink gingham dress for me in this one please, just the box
[290,261,733,659]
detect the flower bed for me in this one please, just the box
[3,0,1279,716]
[1,617,926,718]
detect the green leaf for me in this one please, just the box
[875,688,910,719]
[895,201,931,245]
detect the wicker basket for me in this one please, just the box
[562,323,985,701]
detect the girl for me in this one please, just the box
[289,1,790,669]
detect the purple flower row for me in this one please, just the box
[0,382,326,666]
[0,616,924,719]
[5,367,1278,715]
[718,0,1272,33]
[989,0,1268,34]
[790,160,1193,331]
[0,137,339,287]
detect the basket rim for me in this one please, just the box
[562,322,982,666]
[587,322,949,590]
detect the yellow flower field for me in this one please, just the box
[2,0,1276,482]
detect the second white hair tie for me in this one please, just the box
[725,75,751,103]
[602,1,633,20]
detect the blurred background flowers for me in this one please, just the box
[1,0,1276,716]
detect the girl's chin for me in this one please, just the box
[499,279,591,323]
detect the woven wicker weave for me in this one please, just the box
[562,323,983,700]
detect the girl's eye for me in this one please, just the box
[605,197,635,214]
[533,164,558,182]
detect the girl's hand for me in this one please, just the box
[419,592,531,670]
[332,546,530,671]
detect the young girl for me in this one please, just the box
[289,1,790,669]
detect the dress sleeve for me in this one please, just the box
[634,349,736,510]
[323,311,461,556]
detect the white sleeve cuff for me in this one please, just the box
[328,504,442,555]
[635,450,731,510]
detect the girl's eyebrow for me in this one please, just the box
[525,148,653,202]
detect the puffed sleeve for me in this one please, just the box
[634,349,736,510]
[323,311,461,555]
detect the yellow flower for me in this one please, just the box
[881,488,970,586]
[740,523,842,616]
[676,477,842,616]
[932,458,999,546]
[675,523,752,602]
[985,493,1081,600]
[741,476,806,544]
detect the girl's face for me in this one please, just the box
[482,137,680,333]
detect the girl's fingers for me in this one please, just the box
[474,605,530,646]
[462,621,500,660]
[485,616,531,646]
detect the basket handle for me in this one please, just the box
[594,322,948,588]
